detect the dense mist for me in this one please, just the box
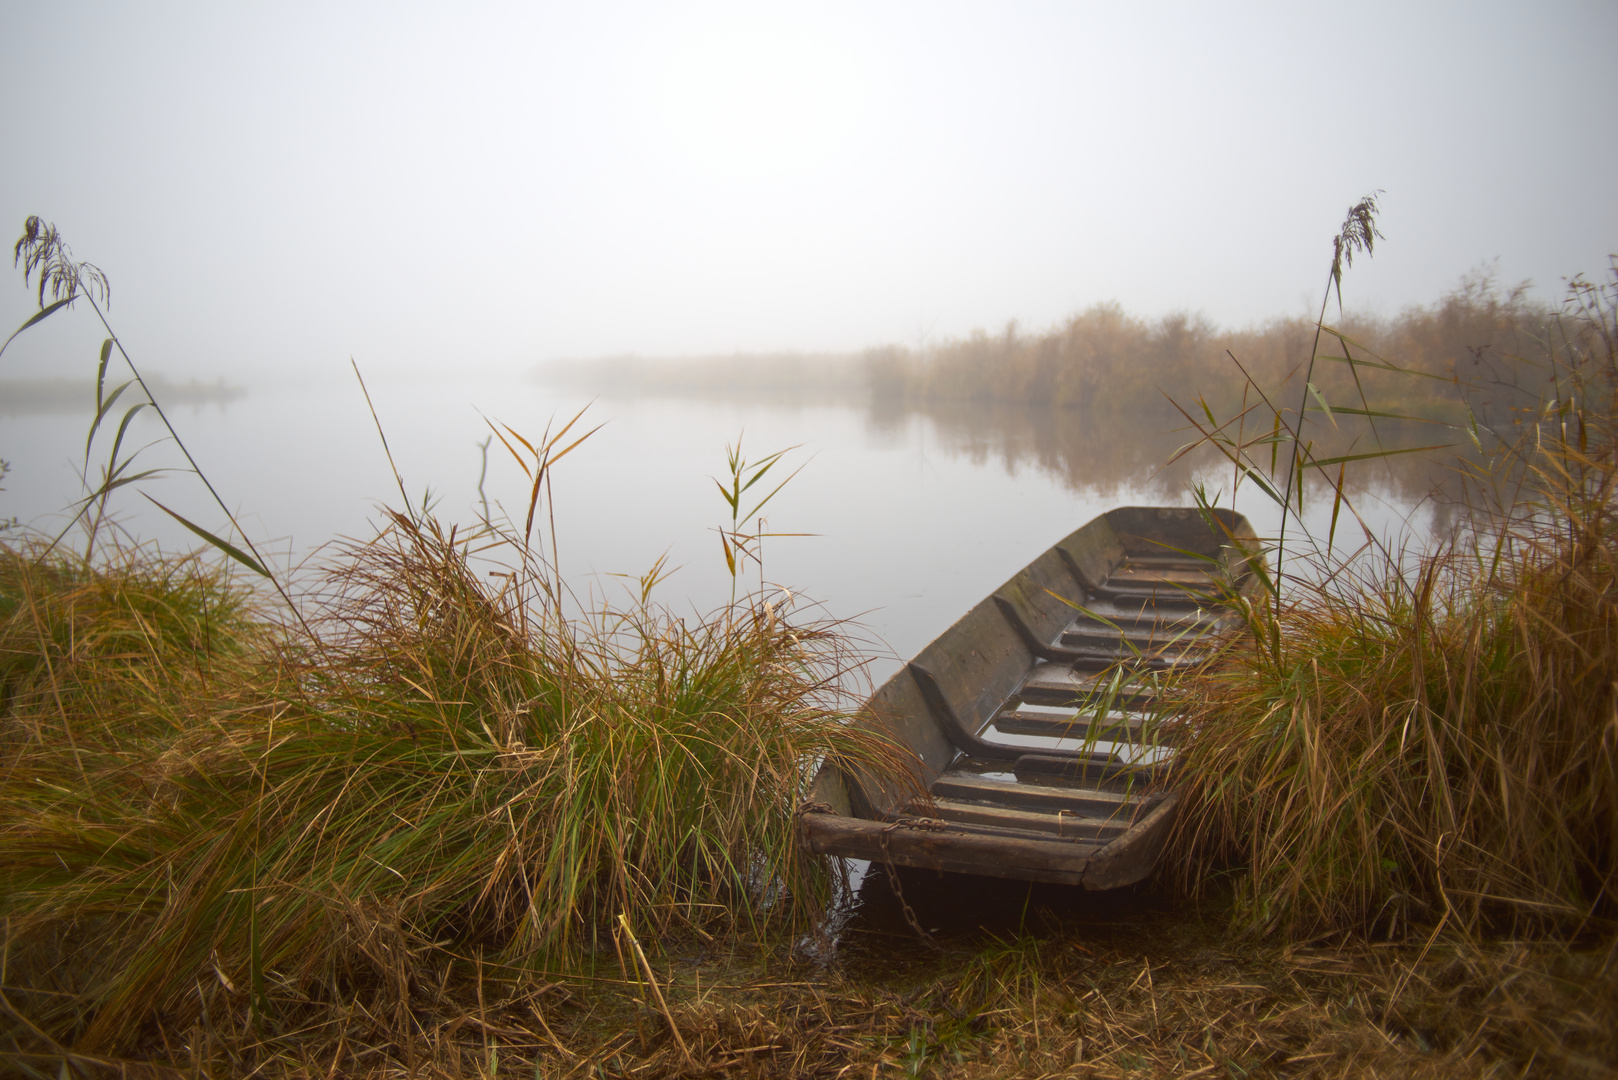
[1,3,1613,384]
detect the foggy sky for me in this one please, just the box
[1,1,1614,383]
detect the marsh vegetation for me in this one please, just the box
[2,215,1615,1077]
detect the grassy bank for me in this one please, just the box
[8,861,1615,1076]
[0,504,916,1065]
[3,433,1614,1079]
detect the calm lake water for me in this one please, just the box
[3,376,1447,685]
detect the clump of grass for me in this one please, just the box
[0,536,266,755]
[1159,256,1618,939]
[0,464,914,1057]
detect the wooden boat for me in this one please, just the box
[800,506,1260,889]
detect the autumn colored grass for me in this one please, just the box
[0,497,917,1061]
[5,212,1615,1078]
[1157,256,1618,942]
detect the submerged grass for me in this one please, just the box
[0,497,916,1058]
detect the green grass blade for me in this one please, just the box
[142,494,271,577]
[0,297,72,360]
[102,401,148,480]
[85,379,133,461]
[1309,443,1453,468]
[1327,462,1346,551]
[94,337,113,406]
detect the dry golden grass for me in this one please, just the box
[1155,265,1618,942]
[9,881,1609,1078]
[0,502,917,1063]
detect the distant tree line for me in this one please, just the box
[862,272,1561,429]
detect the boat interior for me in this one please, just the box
[804,505,1261,887]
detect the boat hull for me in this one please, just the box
[800,505,1258,889]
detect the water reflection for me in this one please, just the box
[868,398,1200,499]
[3,375,1462,676]
[875,396,1478,517]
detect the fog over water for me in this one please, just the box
[1,3,1612,669]
[3,374,1442,684]
[0,3,1614,381]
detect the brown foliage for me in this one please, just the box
[867,271,1556,429]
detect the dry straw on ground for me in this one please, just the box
[8,882,1612,1077]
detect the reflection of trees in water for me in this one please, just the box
[871,395,1486,534]
[866,396,1200,497]
[536,274,1562,542]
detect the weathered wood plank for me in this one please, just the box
[1060,625,1204,648]
[919,797,1131,841]
[1089,581,1208,603]
[1018,664,1156,706]
[798,812,1103,884]
[929,772,1139,817]
[1080,791,1182,891]
[990,708,1148,742]
[1109,567,1217,586]
[1116,556,1213,569]
[1013,752,1167,793]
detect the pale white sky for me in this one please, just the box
[1,1,1614,381]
